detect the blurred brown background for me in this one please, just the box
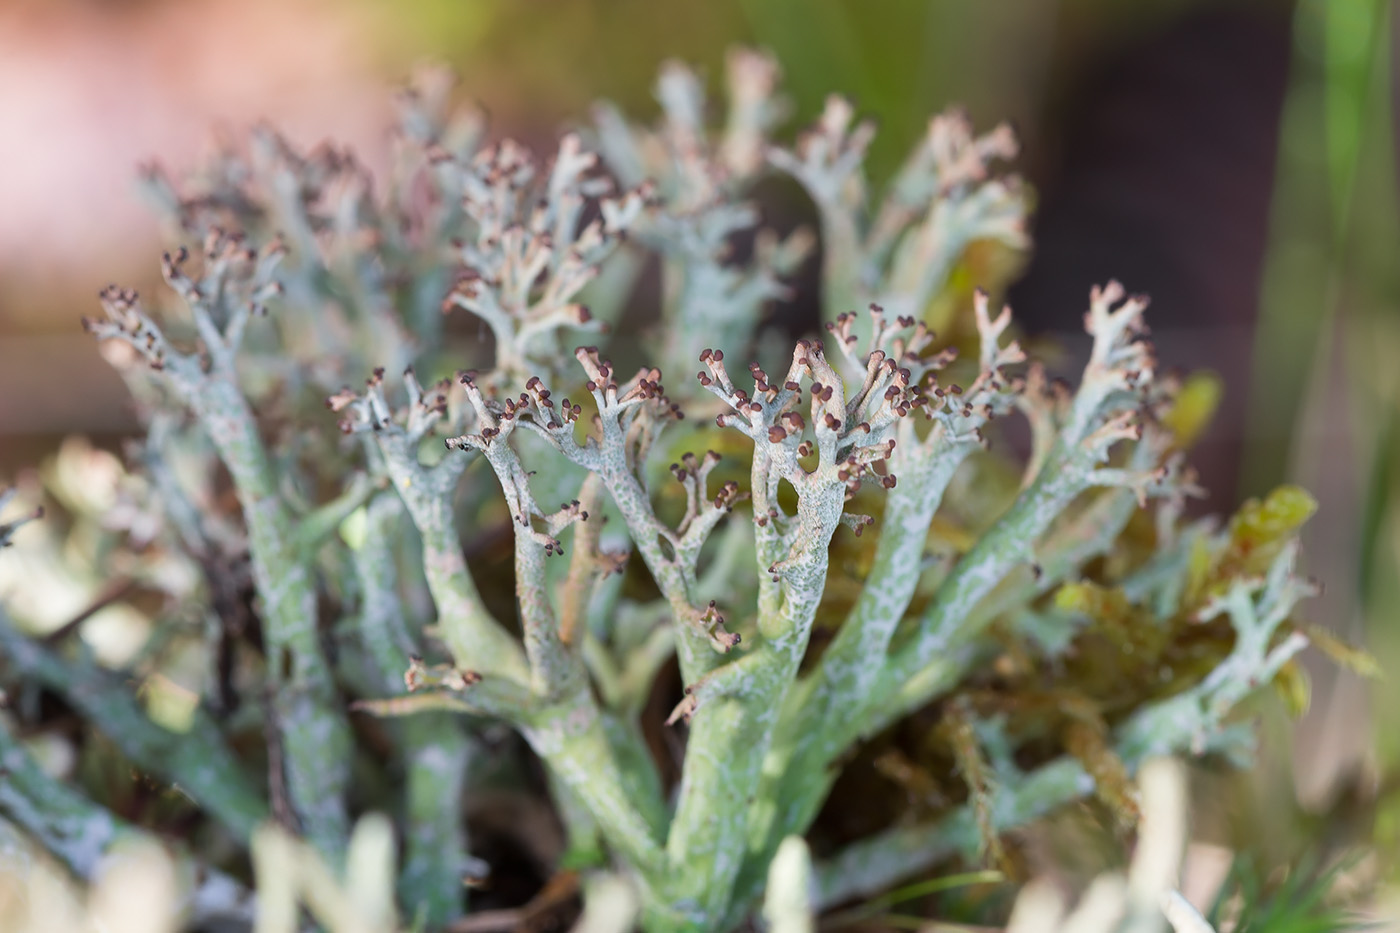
[0,0,1301,489]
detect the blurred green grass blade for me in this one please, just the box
[862,870,1007,912]
[1323,0,1389,240]
[1242,0,1392,495]
[824,870,1005,929]
[1208,853,1370,933]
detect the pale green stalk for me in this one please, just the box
[370,429,529,684]
[451,379,669,874]
[350,492,471,926]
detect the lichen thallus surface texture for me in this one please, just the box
[0,54,1333,932]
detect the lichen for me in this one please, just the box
[0,54,1339,933]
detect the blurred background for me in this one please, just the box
[1,0,1396,920]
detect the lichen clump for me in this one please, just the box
[0,54,1328,933]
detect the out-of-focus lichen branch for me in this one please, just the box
[770,98,1025,327]
[250,815,399,933]
[0,616,268,841]
[344,492,472,925]
[767,96,874,322]
[0,718,256,928]
[1117,540,1314,761]
[84,236,352,859]
[441,135,644,383]
[595,52,812,372]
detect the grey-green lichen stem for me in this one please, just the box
[740,439,971,871]
[521,685,666,878]
[659,338,899,929]
[85,258,353,859]
[376,434,529,683]
[351,493,471,925]
[193,378,352,859]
